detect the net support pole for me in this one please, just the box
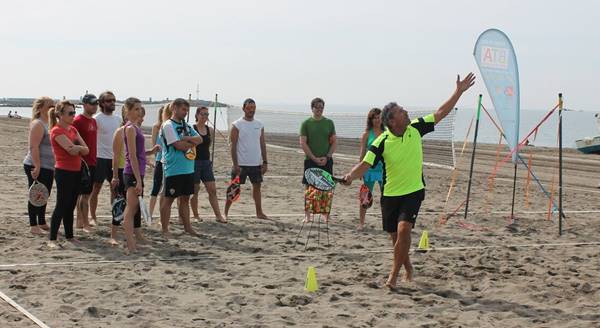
[211,93,218,163]
[510,162,518,222]
[558,93,564,235]
[464,94,483,220]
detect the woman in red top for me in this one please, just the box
[48,100,89,248]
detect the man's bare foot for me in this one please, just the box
[47,241,59,249]
[124,247,136,255]
[39,224,49,231]
[216,216,228,223]
[193,216,203,222]
[385,271,399,290]
[107,238,119,246]
[256,213,269,220]
[184,228,199,237]
[402,264,413,282]
[81,226,93,234]
[161,231,173,240]
[356,223,364,231]
[89,219,97,227]
[30,226,44,235]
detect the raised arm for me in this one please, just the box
[434,73,476,124]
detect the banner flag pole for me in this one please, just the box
[464,94,483,220]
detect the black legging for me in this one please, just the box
[150,161,163,196]
[24,165,54,227]
[49,168,81,240]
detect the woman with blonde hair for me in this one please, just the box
[149,104,171,218]
[113,99,158,252]
[23,97,56,235]
[48,100,89,247]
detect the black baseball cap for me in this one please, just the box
[82,94,98,105]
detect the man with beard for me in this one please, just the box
[223,98,269,221]
[89,91,122,226]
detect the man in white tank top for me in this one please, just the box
[89,91,122,226]
[224,98,269,220]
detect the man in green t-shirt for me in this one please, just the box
[300,97,336,221]
[343,73,476,289]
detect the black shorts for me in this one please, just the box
[151,161,163,196]
[231,166,262,184]
[194,160,215,183]
[94,158,113,184]
[302,158,333,185]
[123,174,144,196]
[80,166,96,195]
[164,173,194,198]
[381,189,425,233]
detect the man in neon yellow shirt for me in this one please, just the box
[343,73,476,289]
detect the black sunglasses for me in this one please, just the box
[67,111,76,116]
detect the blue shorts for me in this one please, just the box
[363,169,383,192]
[194,160,215,184]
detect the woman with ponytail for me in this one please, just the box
[23,97,56,235]
[48,100,89,248]
[149,104,171,218]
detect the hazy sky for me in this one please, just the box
[1,0,598,111]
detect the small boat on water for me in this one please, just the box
[575,136,600,155]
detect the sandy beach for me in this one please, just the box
[1,116,600,328]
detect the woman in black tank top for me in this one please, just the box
[191,107,227,223]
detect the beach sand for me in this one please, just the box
[1,117,599,327]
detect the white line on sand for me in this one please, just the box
[0,290,50,328]
[1,241,599,269]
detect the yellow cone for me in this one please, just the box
[304,266,319,292]
[418,230,429,250]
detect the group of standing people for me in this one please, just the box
[22,72,476,288]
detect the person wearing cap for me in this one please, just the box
[72,94,98,232]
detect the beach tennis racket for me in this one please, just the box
[28,180,49,207]
[111,194,126,224]
[359,184,373,209]
[138,196,151,225]
[226,176,241,202]
[304,168,345,191]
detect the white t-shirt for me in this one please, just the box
[94,112,122,159]
[233,117,264,166]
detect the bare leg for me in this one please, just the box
[149,195,157,219]
[252,183,268,219]
[386,221,413,289]
[205,181,226,222]
[224,198,233,221]
[357,205,366,231]
[123,188,138,252]
[190,183,201,221]
[160,196,175,238]
[179,196,197,236]
[89,182,103,225]
[108,225,119,246]
[76,194,92,232]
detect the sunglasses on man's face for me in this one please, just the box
[67,111,76,116]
